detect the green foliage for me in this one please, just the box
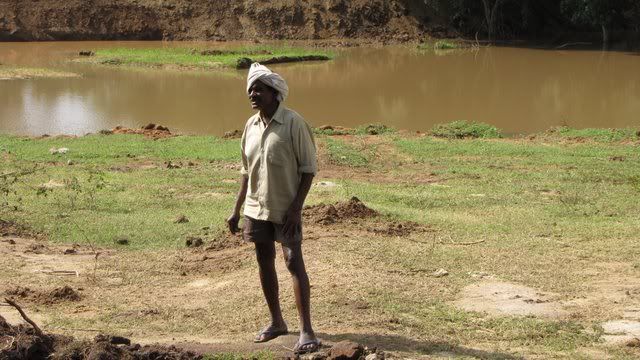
[431,120,502,139]
[434,40,459,50]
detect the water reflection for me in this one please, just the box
[0,42,639,136]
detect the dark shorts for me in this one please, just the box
[243,216,302,246]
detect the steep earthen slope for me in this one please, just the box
[0,0,442,42]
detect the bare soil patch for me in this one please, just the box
[110,124,173,139]
[366,221,433,237]
[453,280,568,318]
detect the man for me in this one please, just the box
[226,63,319,354]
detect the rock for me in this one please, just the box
[143,123,156,130]
[432,268,449,278]
[156,125,169,132]
[49,147,69,155]
[166,161,181,169]
[115,237,129,245]
[79,51,94,56]
[64,248,76,254]
[174,215,189,224]
[627,338,640,347]
[67,159,75,165]
[315,181,338,188]
[328,341,363,360]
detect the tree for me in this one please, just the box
[561,0,632,47]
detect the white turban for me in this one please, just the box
[246,63,289,102]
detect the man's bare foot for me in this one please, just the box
[294,332,320,354]
[254,323,288,343]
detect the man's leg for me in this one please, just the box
[281,241,318,351]
[254,241,287,341]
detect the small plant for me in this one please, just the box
[434,40,459,50]
[0,166,37,211]
[431,121,502,139]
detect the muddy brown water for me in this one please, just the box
[1,41,639,136]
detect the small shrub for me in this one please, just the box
[431,121,502,139]
[434,40,458,50]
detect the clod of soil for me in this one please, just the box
[303,197,378,225]
[115,237,130,246]
[175,215,190,224]
[186,237,204,248]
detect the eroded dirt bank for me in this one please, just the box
[0,0,443,42]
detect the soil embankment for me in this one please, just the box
[0,0,444,42]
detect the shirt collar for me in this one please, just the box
[254,103,284,125]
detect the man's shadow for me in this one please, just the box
[317,332,523,360]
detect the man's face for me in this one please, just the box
[248,80,277,110]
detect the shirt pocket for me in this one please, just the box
[266,144,289,167]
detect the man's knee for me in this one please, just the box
[255,244,276,268]
[283,251,304,274]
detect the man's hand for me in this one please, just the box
[282,206,302,240]
[226,213,241,234]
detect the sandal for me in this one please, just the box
[293,339,321,354]
[254,325,288,343]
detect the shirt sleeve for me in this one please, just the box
[291,117,318,175]
[240,122,249,177]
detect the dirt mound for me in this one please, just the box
[111,124,173,139]
[0,313,202,360]
[0,0,434,42]
[0,220,37,239]
[304,197,378,225]
[5,286,82,305]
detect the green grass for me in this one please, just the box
[86,46,333,69]
[432,120,502,139]
[2,129,640,358]
[544,126,640,142]
[324,137,372,167]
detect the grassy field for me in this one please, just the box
[1,125,640,359]
[80,46,333,70]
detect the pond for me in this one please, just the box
[1,41,639,136]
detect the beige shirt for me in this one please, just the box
[241,104,317,224]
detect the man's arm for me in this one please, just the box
[227,175,249,234]
[282,173,314,238]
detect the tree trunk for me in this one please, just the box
[601,24,610,50]
[481,0,504,42]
